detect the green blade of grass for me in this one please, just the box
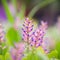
[2,0,14,23]
[28,0,56,18]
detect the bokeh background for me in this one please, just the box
[0,0,60,60]
[0,0,60,25]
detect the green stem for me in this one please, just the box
[3,55,5,60]
[28,0,56,18]
[2,0,14,23]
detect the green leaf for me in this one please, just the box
[0,44,7,56]
[5,53,12,60]
[2,0,14,23]
[0,48,2,55]
[48,50,58,59]
[2,47,8,56]
[22,52,42,60]
[0,55,3,60]
[56,42,60,59]
[6,27,22,46]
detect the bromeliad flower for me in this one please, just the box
[11,42,25,60]
[22,18,33,44]
[30,21,48,48]
[22,18,48,53]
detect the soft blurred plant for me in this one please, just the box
[22,18,47,47]
[6,27,22,46]
[11,42,25,60]
[1,0,60,60]
[0,24,8,60]
[30,21,47,48]
[22,18,48,60]
[6,17,22,46]
[22,18,33,51]
[47,41,60,60]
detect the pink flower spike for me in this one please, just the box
[30,21,48,48]
[22,18,48,52]
[11,42,25,60]
[22,18,34,44]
